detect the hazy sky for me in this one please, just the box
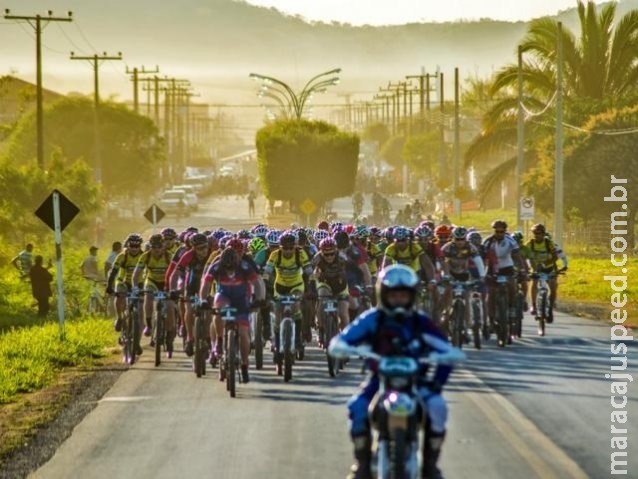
[244,0,608,25]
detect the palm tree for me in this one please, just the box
[465,0,638,203]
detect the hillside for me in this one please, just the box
[3,0,637,142]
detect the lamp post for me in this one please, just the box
[249,68,341,119]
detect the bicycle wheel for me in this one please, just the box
[283,320,293,382]
[537,292,547,336]
[515,292,523,338]
[154,303,165,367]
[194,313,205,377]
[496,292,508,347]
[123,309,134,365]
[227,329,237,398]
[254,312,263,370]
[451,300,464,349]
[326,312,337,377]
[471,299,482,350]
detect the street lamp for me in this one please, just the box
[249,68,341,119]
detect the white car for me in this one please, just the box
[158,189,190,216]
[173,185,199,211]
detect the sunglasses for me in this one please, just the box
[195,245,208,251]
[282,246,295,251]
[323,252,336,257]
[494,230,506,234]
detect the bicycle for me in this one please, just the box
[320,295,342,377]
[152,290,168,367]
[193,296,209,378]
[121,290,142,365]
[250,308,264,371]
[445,279,479,349]
[214,306,241,398]
[530,269,565,336]
[512,273,526,339]
[85,278,107,316]
[490,274,511,348]
[272,295,300,382]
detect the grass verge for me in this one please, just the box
[0,318,120,461]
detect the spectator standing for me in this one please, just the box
[248,190,256,218]
[81,246,101,281]
[12,243,34,279]
[29,255,53,317]
[104,241,122,278]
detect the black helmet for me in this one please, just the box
[125,233,143,248]
[531,223,546,234]
[376,264,418,316]
[491,219,507,230]
[148,233,164,248]
[190,233,208,247]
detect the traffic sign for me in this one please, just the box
[520,196,534,220]
[299,198,316,216]
[144,204,165,224]
[35,189,79,231]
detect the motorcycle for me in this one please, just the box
[330,335,465,479]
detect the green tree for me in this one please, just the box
[0,149,100,243]
[361,121,391,146]
[402,130,442,180]
[466,0,638,202]
[256,119,359,208]
[5,96,165,200]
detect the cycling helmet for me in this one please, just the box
[393,226,410,241]
[251,224,269,238]
[316,220,330,231]
[279,230,296,248]
[414,225,433,239]
[531,223,546,234]
[512,231,524,243]
[148,233,164,248]
[248,237,266,254]
[467,231,482,246]
[237,229,252,240]
[369,226,381,237]
[125,233,143,248]
[314,229,330,242]
[420,220,435,231]
[185,226,199,234]
[296,228,309,244]
[212,229,227,241]
[383,227,394,242]
[376,264,419,315]
[266,230,281,246]
[331,221,344,233]
[354,224,370,239]
[219,234,234,249]
[227,238,245,256]
[219,247,239,271]
[491,219,508,230]
[190,233,208,247]
[344,224,355,236]
[160,227,177,241]
[452,226,468,240]
[434,224,451,238]
[319,237,337,251]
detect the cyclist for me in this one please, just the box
[131,234,176,357]
[168,233,211,356]
[329,265,459,479]
[525,224,561,322]
[311,237,350,346]
[440,226,486,339]
[106,233,145,354]
[482,220,528,340]
[263,230,313,356]
[200,244,265,383]
[511,230,530,312]
[334,230,373,320]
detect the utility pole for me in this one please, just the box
[438,70,447,194]
[336,93,352,130]
[554,22,564,244]
[517,45,525,231]
[453,67,461,217]
[126,65,159,113]
[4,9,73,170]
[70,51,123,182]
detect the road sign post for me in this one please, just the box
[144,204,165,232]
[35,189,80,340]
[520,196,535,222]
[299,198,316,226]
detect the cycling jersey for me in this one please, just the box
[264,247,312,288]
[482,235,519,272]
[135,250,171,285]
[383,242,423,272]
[111,249,143,285]
[524,238,557,271]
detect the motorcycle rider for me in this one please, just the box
[329,264,460,479]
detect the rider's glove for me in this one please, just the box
[199,300,211,310]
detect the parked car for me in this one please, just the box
[158,189,190,216]
[173,185,199,211]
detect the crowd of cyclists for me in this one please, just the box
[104,217,568,369]
[101,214,568,478]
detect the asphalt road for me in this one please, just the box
[53,195,633,479]
[28,309,637,479]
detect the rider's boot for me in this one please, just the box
[422,431,445,479]
[349,434,372,479]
